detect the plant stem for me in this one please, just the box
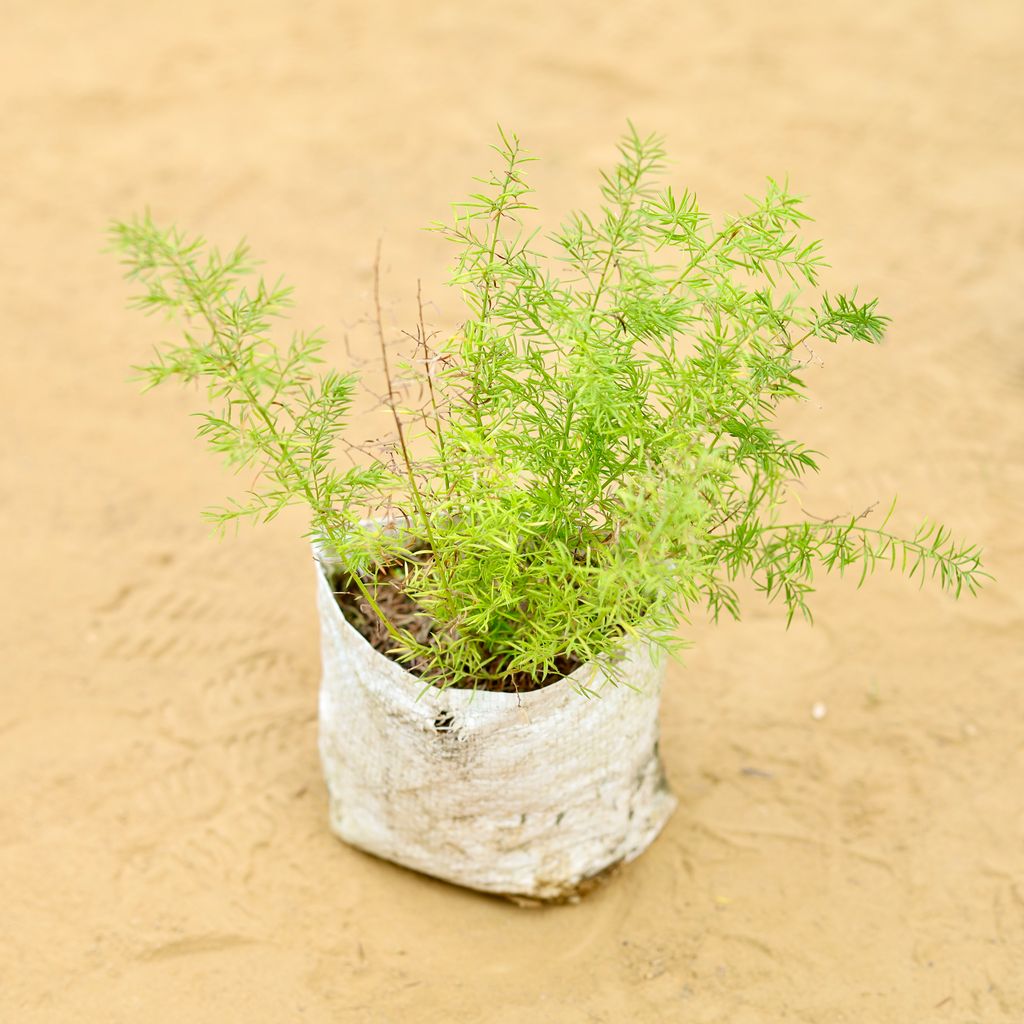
[373,244,454,599]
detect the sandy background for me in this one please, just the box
[2,1,1023,1020]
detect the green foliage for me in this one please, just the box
[109,125,988,691]
[109,216,391,559]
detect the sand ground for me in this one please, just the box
[2,1,1023,1021]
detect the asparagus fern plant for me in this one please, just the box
[110,125,987,691]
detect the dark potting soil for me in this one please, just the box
[329,561,582,694]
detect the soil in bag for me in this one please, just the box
[329,555,583,695]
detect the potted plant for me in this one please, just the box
[110,126,987,903]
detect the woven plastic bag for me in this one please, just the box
[314,555,676,902]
